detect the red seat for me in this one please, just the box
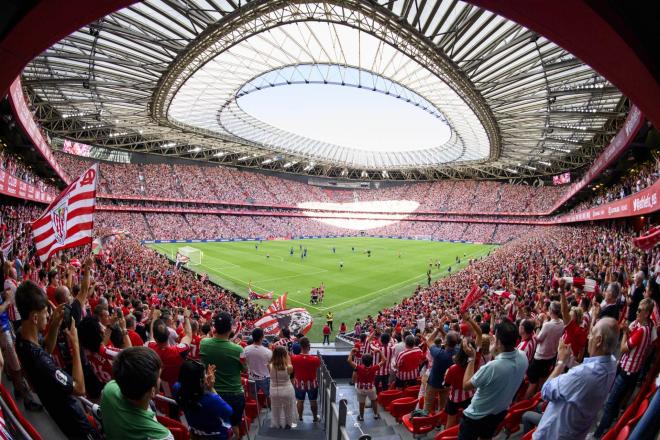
[521,428,536,440]
[378,389,403,409]
[156,415,190,440]
[403,385,421,399]
[387,397,420,423]
[402,412,442,438]
[615,425,630,440]
[245,399,259,419]
[502,395,542,434]
[0,384,43,440]
[434,424,459,440]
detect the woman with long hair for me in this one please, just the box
[174,360,233,439]
[442,338,478,429]
[269,346,297,429]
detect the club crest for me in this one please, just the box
[52,196,69,244]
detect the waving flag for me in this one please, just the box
[491,290,516,300]
[633,226,660,251]
[561,277,599,293]
[248,284,274,300]
[32,164,98,261]
[460,285,484,313]
[1,237,12,259]
[254,308,313,336]
[267,293,287,314]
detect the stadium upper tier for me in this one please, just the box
[56,152,565,214]
[22,0,626,179]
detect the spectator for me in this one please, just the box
[174,360,233,439]
[423,322,459,413]
[290,337,321,422]
[516,319,537,362]
[347,351,383,421]
[525,301,564,399]
[593,298,656,438]
[101,347,173,440]
[201,312,246,438]
[459,320,528,440]
[269,346,297,429]
[443,338,478,429]
[523,317,619,439]
[78,315,127,385]
[244,328,272,406]
[15,281,99,439]
[394,334,424,388]
[322,323,331,345]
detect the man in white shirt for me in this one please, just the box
[525,301,565,399]
[244,328,272,407]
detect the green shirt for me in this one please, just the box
[100,380,173,440]
[200,337,246,394]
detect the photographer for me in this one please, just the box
[16,280,100,439]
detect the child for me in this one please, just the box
[348,351,384,421]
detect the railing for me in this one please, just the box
[318,352,372,440]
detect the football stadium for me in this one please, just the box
[0,2,658,440]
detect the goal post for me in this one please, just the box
[177,246,203,266]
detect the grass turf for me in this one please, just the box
[148,238,497,342]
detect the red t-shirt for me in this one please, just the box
[127,329,144,348]
[563,320,588,358]
[87,344,120,384]
[147,341,190,395]
[190,334,202,360]
[291,354,321,390]
[323,325,331,335]
[355,364,379,389]
[46,285,57,304]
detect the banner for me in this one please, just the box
[460,285,483,313]
[266,294,287,314]
[8,78,70,184]
[0,169,52,203]
[633,227,660,251]
[491,290,516,300]
[253,308,313,336]
[556,179,660,223]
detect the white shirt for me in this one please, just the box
[534,318,565,360]
[244,343,273,379]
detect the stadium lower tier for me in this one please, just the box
[94,211,538,243]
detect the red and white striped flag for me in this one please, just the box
[561,277,599,294]
[267,293,288,314]
[1,237,12,259]
[460,284,483,313]
[491,290,516,300]
[32,164,98,262]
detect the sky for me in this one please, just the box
[237,83,452,152]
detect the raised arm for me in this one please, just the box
[180,309,192,345]
[559,289,571,325]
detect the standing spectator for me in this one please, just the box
[326,311,333,331]
[460,320,528,440]
[593,298,656,438]
[15,281,99,439]
[78,316,128,385]
[347,351,383,421]
[560,290,588,365]
[517,319,537,362]
[201,312,246,439]
[244,328,272,406]
[174,360,233,439]
[525,301,564,399]
[523,317,619,440]
[423,324,459,413]
[322,324,331,345]
[394,334,424,388]
[339,322,347,335]
[374,332,395,392]
[101,347,173,440]
[627,272,646,323]
[269,346,297,429]
[125,314,145,347]
[443,338,478,429]
[290,337,321,422]
[595,282,621,321]
[148,309,192,398]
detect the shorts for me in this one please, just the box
[458,410,507,440]
[0,329,20,371]
[356,387,377,403]
[218,392,245,427]
[527,357,556,384]
[294,387,319,401]
[250,377,270,397]
[446,398,471,415]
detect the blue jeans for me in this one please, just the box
[594,369,639,437]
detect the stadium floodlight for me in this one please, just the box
[262,158,273,165]
[237,155,250,161]
[545,146,572,153]
[283,161,297,168]
[520,164,537,171]
[382,170,389,178]
[504,168,519,174]
[303,162,315,171]
[213,151,226,157]
[341,168,349,176]
[538,160,552,166]
[160,142,176,148]
[189,147,201,153]
[361,170,368,178]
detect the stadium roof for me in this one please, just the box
[21,0,627,180]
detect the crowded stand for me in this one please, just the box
[0,148,57,197]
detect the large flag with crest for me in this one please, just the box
[32,164,98,261]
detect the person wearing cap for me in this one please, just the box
[200,312,247,439]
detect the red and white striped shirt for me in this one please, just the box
[87,344,120,384]
[366,341,382,366]
[444,363,475,403]
[377,341,396,376]
[395,347,423,381]
[355,364,379,390]
[620,321,653,373]
[516,336,537,363]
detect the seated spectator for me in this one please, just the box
[101,346,173,440]
[15,281,100,439]
[174,360,233,439]
[460,320,528,440]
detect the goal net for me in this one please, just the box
[177,246,203,266]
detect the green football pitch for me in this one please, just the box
[147,238,497,342]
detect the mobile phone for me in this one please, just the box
[61,304,72,330]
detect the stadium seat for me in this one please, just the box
[402,412,442,438]
[156,415,190,440]
[434,424,459,440]
[0,384,43,440]
[501,395,542,435]
[378,389,403,408]
[403,384,421,399]
[387,397,420,423]
[245,399,259,419]
[521,428,536,440]
[615,425,630,440]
